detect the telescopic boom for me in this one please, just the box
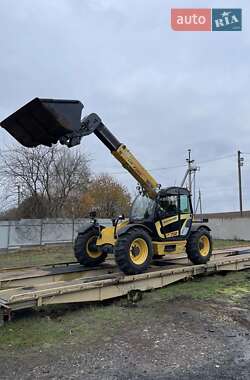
[1,98,159,199]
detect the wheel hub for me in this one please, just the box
[129,238,149,265]
[199,242,204,250]
[88,241,97,251]
[199,235,210,257]
[131,245,140,257]
[86,236,101,259]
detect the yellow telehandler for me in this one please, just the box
[1,98,212,275]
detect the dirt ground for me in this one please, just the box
[0,271,249,380]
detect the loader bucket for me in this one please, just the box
[0,98,83,147]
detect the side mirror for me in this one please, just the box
[119,214,125,220]
[89,210,97,218]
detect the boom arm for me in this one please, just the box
[70,113,159,199]
[0,98,159,199]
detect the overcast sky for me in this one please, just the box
[0,0,249,212]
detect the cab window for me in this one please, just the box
[158,195,178,215]
[180,195,190,213]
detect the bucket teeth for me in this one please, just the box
[1,98,83,148]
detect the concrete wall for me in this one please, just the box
[0,218,112,251]
[0,221,9,250]
[1,216,249,252]
[207,217,250,240]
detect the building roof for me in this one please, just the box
[196,211,250,219]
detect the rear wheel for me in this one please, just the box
[114,228,153,275]
[186,229,212,265]
[74,229,107,267]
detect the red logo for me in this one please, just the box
[171,9,211,31]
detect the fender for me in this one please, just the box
[191,223,211,233]
[77,223,105,235]
[117,223,152,237]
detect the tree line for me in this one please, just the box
[0,145,131,219]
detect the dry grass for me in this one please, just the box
[0,244,75,269]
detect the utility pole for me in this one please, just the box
[17,185,21,207]
[199,190,202,214]
[193,170,196,211]
[181,149,194,191]
[237,150,244,215]
[195,189,202,215]
[186,149,194,193]
[181,150,199,207]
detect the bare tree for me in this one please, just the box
[0,145,91,218]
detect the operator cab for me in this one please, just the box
[130,187,192,219]
[130,187,193,240]
[157,187,192,215]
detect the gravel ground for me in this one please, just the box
[1,295,249,380]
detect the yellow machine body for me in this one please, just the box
[96,220,129,247]
[96,214,191,257]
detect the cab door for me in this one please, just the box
[155,193,192,240]
[179,194,192,238]
[155,194,180,239]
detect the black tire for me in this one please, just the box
[186,229,212,265]
[114,228,153,275]
[74,229,107,267]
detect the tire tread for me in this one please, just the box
[114,227,153,275]
[186,229,212,265]
[74,229,107,267]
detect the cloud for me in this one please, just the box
[0,0,249,212]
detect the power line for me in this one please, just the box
[198,154,236,165]
[106,163,187,175]
[105,153,236,176]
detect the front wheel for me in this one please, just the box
[114,228,153,275]
[74,229,107,267]
[186,229,212,265]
